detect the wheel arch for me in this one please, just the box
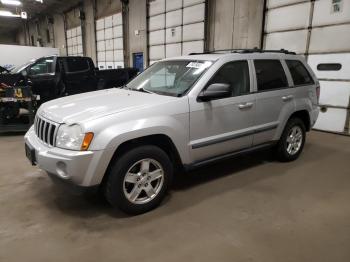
[100,134,184,187]
[288,110,311,131]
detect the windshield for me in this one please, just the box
[10,61,35,74]
[125,60,213,97]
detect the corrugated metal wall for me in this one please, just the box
[147,0,206,65]
[264,0,350,135]
[207,0,264,51]
[65,7,84,57]
[96,13,124,69]
[66,26,83,56]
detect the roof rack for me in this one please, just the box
[189,48,296,55]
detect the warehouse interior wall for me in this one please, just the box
[16,28,26,45]
[65,7,82,29]
[94,0,123,67]
[208,0,264,50]
[128,0,147,68]
[0,32,18,45]
[84,0,97,63]
[13,0,264,65]
[53,14,66,55]
[96,0,121,18]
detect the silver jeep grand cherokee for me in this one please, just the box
[25,49,320,214]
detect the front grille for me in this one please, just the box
[34,115,59,146]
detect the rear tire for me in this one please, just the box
[276,117,306,162]
[105,145,173,215]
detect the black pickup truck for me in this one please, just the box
[0,56,138,105]
[0,56,138,130]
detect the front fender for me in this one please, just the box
[83,114,190,185]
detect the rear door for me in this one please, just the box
[285,59,317,119]
[253,59,295,145]
[63,57,97,95]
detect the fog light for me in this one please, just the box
[56,161,69,179]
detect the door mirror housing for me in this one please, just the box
[198,83,231,102]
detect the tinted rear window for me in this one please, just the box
[286,60,314,86]
[254,60,288,91]
[65,58,90,72]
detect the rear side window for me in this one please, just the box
[65,58,89,72]
[209,61,250,97]
[286,60,314,86]
[254,60,288,91]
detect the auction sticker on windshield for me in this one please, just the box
[186,62,205,69]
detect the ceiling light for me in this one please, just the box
[0,10,20,17]
[1,0,22,6]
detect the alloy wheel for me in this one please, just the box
[123,158,164,204]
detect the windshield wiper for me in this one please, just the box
[147,90,181,97]
[122,85,151,94]
[136,87,152,93]
[120,84,136,91]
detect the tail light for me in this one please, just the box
[316,85,320,103]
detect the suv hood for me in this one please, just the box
[38,89,178,124]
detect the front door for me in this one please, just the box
[27,56,56,104]
[189,60,256,162]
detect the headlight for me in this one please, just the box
[56,124,93,151]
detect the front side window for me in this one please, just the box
[126,60,212,97]
[207,61,250,97]
[286,60,314,86]
[254,60,288,91]
[28,57,54,76]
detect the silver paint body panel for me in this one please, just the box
[25,52,319,187]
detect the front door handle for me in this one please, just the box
[282,95,294,101]
[238,102,254,109]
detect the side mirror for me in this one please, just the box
[198,83,231,102]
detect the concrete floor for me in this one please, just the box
[0,131,349,262]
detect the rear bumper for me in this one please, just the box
[24,126,108,187]
[310,107,320,128]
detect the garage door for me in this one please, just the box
[96,12,124,70]
[148,0,206,65]
[66,26,83,56]
[264,0,350,135]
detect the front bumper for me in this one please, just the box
[24,126,108,187]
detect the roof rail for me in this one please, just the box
[189,48,296,55]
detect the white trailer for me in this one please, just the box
[0,44,59,70]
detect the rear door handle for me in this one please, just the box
[282,95,294,101]
[238,102,254,109]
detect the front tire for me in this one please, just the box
[105,145,173,215]
[276,117,306,162]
